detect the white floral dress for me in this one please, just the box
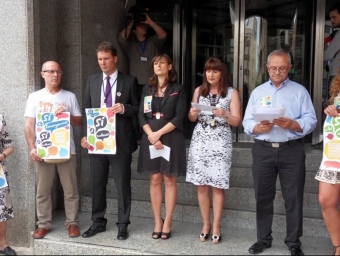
[0,115,14,221]
[186,87,234,189]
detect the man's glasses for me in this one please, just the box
[267,66,289,72]
[42,70,63,75]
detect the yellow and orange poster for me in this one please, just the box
[35,112,71,160]
[85,108,116,154]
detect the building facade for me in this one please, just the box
[0,0,335,247]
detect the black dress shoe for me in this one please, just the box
[289,245,304,256]
[117,227,128,240]
[0,246,17,255]
[81,224,106,238]
[248,241,272,254]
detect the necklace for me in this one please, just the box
[208,93,220,127]
[154,87,166,119]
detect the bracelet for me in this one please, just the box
[1,153,6,159]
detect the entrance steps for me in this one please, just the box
[33,143,332,255]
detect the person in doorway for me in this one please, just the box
[118,11,167,142]
[0,115,16,255]
[137,54,186,240]
[316,66,340,256]
[81,41,139,240]
[24,61,82,239]
[242,49,317,255]
[186,57,242,244]
[312,3,340,149]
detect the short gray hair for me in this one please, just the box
[267,49,291,65]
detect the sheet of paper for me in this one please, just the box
[251,106,285,122]
[251,113,282,122]
[191,102,216,113]
[149,145,171,161]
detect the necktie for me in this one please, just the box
[105,76,112,107]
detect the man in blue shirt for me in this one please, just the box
[243,49,317,256]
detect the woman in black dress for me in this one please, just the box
[137,54,186,240]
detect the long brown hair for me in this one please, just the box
[200,57,232,98]
[329,67,340,104]
[148,54,178,90]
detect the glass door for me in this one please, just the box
[238,0,310,142]
[189,0,237,139]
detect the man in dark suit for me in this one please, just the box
[81,41,139,240]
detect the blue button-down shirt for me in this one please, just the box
[242,78,317,142]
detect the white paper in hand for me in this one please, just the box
[149,145,171,161]
[251,106,285,122]
[191,102,216,113]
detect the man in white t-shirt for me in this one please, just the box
[24,61,82,239]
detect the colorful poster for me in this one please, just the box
[35,112,71,160]
[319,115,340,172]
[0,165,8,188]
[85,108,116,154]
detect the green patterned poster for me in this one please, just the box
[319,115,340,172]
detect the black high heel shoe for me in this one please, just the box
[161,222,172,240]
[152,218,164,239]
[161,231,171,240]
[199,227,211,242]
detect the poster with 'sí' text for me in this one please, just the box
[85,108,116,154]
[35,112,71,160]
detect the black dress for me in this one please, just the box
[137,96,186,177]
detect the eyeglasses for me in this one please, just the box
[267,66,289,72]
[42,70,63,75]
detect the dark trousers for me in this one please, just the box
[89,150,132,228]
[252,141,306,248]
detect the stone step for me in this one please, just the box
[80,196,329,239]
[33,210,331,255]
[82,170,323,219]
[127,165,320,192]
[130,143,323,171]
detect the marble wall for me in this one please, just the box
[0,0,135,248]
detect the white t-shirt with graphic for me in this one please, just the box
[24,88,81,154]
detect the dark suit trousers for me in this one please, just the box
[89,150,132,228]
[251,141,306,248]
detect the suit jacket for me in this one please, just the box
[139,83,186,130]
[82,71,139,155]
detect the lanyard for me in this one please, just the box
[208,93,220,107]
[208,93,220,127]
[138,40,146,55]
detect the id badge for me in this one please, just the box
[144,96,152,113]
[141,57,147,62]
[210,118,215,127]
[156,112,161,119]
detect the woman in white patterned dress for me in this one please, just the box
[0,115,16,255]
[186,57,241,244]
